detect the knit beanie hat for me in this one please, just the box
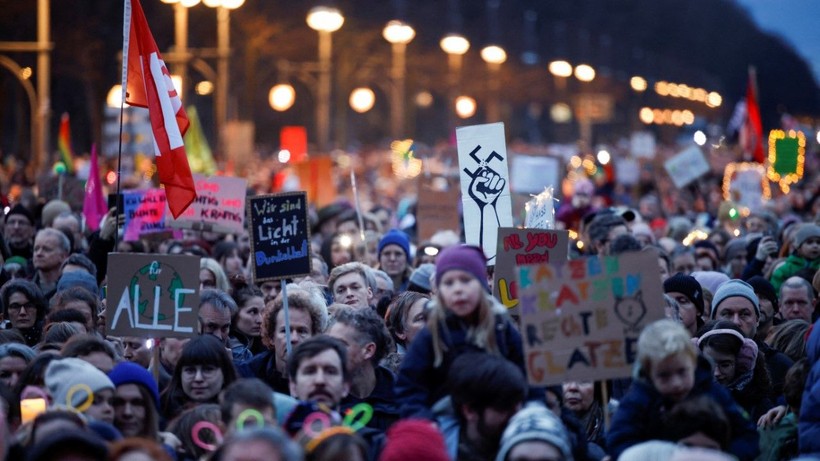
[495,405,573,461]
[45,357,115,410]
[5,203,34,225]
[0,342,36,362]
[380,419,449,461]
[663,273,705,315]
[108,361,160,409]
[378,229,411,260]
[747,276,778,311]
[710,279,760,318]
[25,429,108,461]
[722,238,747,262]
[792,223,820,250]
[409,263,435,292]
[56,271,99,296]
[620,441,678,461]
[690,271,729,296]
[435,244,489,292]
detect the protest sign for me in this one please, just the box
[122,189,170,241]
[248,192,311,281]
[517,250,666,386]
[664,145,710,189]
[167,174,247,234]
[416,176,461,241]
[456,122,513,264]
[767,129,806,193]
[724,162,770,213]
[524,188,556,230]
[495,228,568,314]
[107,253,200,338]
[510,154,561,195]
[630,131,656,159]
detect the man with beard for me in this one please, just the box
[438,353,528,461]
[287,335,350,408]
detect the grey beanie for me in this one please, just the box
[409,263,435,292]
[710,279,760,318]
[495,404,573,461]
[0,343,36,362]
[792,223,820,250]
[722,238,748,262]
[45,357,114,410]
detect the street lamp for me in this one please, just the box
[307,6,344,152]
[574,64,596,82]
[455,95,476,119]
[383,20,415,139]
[480,44,506,122]
[349,87,375,113]
[440,33,470,129]
[269,84,296,112]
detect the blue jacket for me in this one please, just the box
[395,310,529,421]
[340,365,401,432]
[606,355,759,461]
[799,317,820,455]
[236,350,290,395]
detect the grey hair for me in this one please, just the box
[199,288,238,317]
[36,228,71,254]
[781,277,815,300]
[372,269,392,293]
[213,427,303,461]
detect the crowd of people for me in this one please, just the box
[0,172,819,461]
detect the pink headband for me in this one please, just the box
[697,328,758,373]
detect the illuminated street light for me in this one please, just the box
[548,60,573,78]
[307,6,344,151]
[349,87,375,113]
[574,64,595,82]
[269,84,296,111]
[480,45,507,64]
[306,6,344,33]
[106,85,124,109]
[630,76,647,92]
[440,34,470,55]
[383,20,415,44]
[481,44,506,122]
[440,33,470,129]
[694,130,707,146]
[384,20,415,138]
[550,103,572,123]
[455,95,476,119]
[597,149,611,165]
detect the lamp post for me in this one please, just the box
[307,6,344,152]
[440,33,469,130]
[480,44,506,122]
[383,20,415,139]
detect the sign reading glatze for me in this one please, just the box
[248,192,311,281]
[517,251,665,386]
[107,253,200,338]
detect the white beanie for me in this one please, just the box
[495,404,573,461]
[45,357,114,410]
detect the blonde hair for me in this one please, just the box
[637,319,697,375]
[427,291,499,367]
[200,258,230,292]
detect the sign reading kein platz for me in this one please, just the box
[107,253,200,338]
[517,250,665,386]
[248,192,311,281]
[494,228,569,313]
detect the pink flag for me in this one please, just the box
[83,144,107,231]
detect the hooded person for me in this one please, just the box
[771,223,820,292]
[495,404,574,461]
[664,273,706,336]
[45,357,116,424]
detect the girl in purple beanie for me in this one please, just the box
[395,244,532,420]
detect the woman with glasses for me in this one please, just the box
[160,335,237,419]
[1,279,47,346]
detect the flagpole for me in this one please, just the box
[116,0,133,250]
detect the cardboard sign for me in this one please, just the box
[664,146,710,189]
[495,228,569,314]
[248,192,311,281]
[416,176,461,241]
[123,189,170,241]
[510,154,561,195]
[724,162,770,213]
[456,122,513,264]
[524,189,556,230]
[167,174,247,234]
[293,157,336,207]
[106,253,200,338]
[630,131,656,159]
[517,250,666,386]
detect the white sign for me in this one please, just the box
[664,145,710,189]
[615,157,641,186]
[456,122,513,264]
[511,154,561,195]
[630,131,656,159]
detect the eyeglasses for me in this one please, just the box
[8,302,35,312]
[181,365,220,378]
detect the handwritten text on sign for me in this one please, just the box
[123,189,169,241]
[517,251,665,386]
[494,228,568,312]
[106,253,200,338]
[248,192,311,281]
[167,175,247,234]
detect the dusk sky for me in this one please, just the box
[736,0,820,84]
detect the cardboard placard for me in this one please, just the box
[524,189,556,230]
[123,189,170,241]
[495,228,569,314]
[630,131,656,159]
[517,250,666,386]
[456,122,513,264]
[416,176,461,241]
[510,154,561,195]
[106,253,200,338]
[248,192,311,281]
[724,162,769,212]
[167,174,247,234]
[664,146,710,189]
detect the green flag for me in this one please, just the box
[184,105,217,175]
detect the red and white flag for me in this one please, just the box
[122,0,196,218]
[740,67,765,164]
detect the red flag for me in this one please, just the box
[741,68,765,163]
[123,0,196,218]
[83,144,107,231]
